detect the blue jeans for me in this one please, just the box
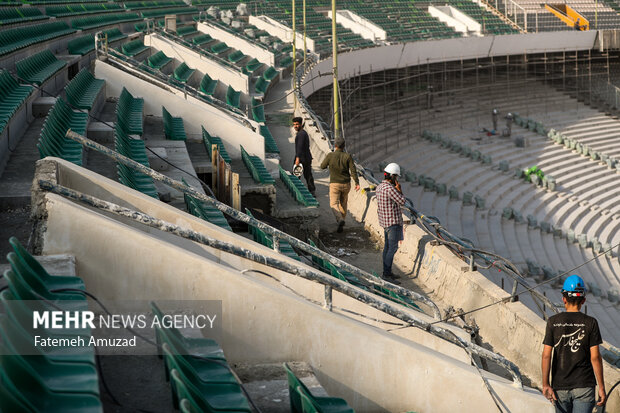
[382,225,403,277]
[555,387,595,413]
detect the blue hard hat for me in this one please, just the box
[562,274,586,297]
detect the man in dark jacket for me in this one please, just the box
[320,138,359,232]
[292,117,315,195]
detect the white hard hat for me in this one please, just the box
[384,163,401,176]
[293,163,303,177]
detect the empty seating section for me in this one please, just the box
[199,73,218,95]
[182,179,232,230]
[141,6,198,18]
[240,145,274,184]
[148,50,172,70]
[226,86,240,108]
[151,302,252,412]
[16,50,66,85]
[102,27,128,43]
[64,68,105,110]
[0,21,76,56]
[202,126,231,163]
[251,98,265,123]
[0,237,102,413]
[121,38,148,56]
[279,166,318,207]
[0,70,33,134]
[38,97,86,165]
[173,62,195,83]
[114,124,158,198]
[124,0,186,9]
[68,34,95,55]
[45,3,123,17]
[259,125,279,154]
[162,106,187,140]
[72,12,141,30]
[116,87,144,135]
[0,7,47,25]
[176,24,198,37]
[284,363,353,413]
[245,209,300,261]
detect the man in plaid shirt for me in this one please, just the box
[376,163,406,284]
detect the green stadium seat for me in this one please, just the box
[254,76,270,95]
[192,33,213,46]
[210,41,230,54]
[259,125,279,154]
[226,86,240,109]
[16,50,66,85]
[279,166,318,207]
[171,369,251,413]
[121,38,149,57]
[141,6,198,18]
[102,28,127,43]
[65,68,105,110]
[71,12,141,30]
[37,97,86,165]
[199,73,218,95]
[0,69,33,135]
[251,98,265,123]
[173,62,195,83]
[263,66,279,81]
[162,106,187,140]
[176,25,198,37]
[227,49,245,63]
[0,7,47,25]
[148,50,173,70]
[202,126,230,164]
[245,58,262,73]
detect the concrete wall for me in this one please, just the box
[328,10,386,42]
[33,158,552,412]
[428,6,482,36]
[94,59,265,160]
[300,31,598,97]
[144,33,250,94]
[249,15,315,53]
[196,22,275,67]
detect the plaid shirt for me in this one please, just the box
[376,180,405,228]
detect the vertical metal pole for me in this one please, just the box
[510,280,519,302]
[303,0,307,73]
[332,0,340,141]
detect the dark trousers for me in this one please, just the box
[301,160,315,193]
[382,225,403,276]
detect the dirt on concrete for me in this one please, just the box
[0,206,33,265]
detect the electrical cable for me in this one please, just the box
[600,379,620,413]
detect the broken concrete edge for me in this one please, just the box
[30,158,58,255]
[344,172,620,409]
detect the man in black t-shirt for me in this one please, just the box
[542,274,606,413]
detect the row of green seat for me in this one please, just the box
[284,362,353,413]
[141,6,198,18]
[124,0,185,9]
[102,27,128,42]
[71,11,140,30]
[65,68,105,110]
[0,20,75,56]
[16,49,66,85]
[278,165,318,207]
[199,73,217,95]
[152,302,252,412]
[182,178,232,231]
[1,236,102,412]
[209,41,229,55]
[0,7,47,25]
[192,33,213,45]
[259,125,279,154]
[202,126,230,164]
[245,209,300,261]
[116,87,144,135]
[162,105,186,140]
[114,123,159,198]
[240,145,274,185]
[46,3,123,17]
[176,24,198,37]
[0,70,33,135]
[244,57,262,74]
[254,76,270,95]
[38,97,85,165]
[227,49,245,64]
[68,33,95,55]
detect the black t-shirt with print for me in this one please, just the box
[543,311,602,390]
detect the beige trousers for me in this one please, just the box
[329,182,351,223]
